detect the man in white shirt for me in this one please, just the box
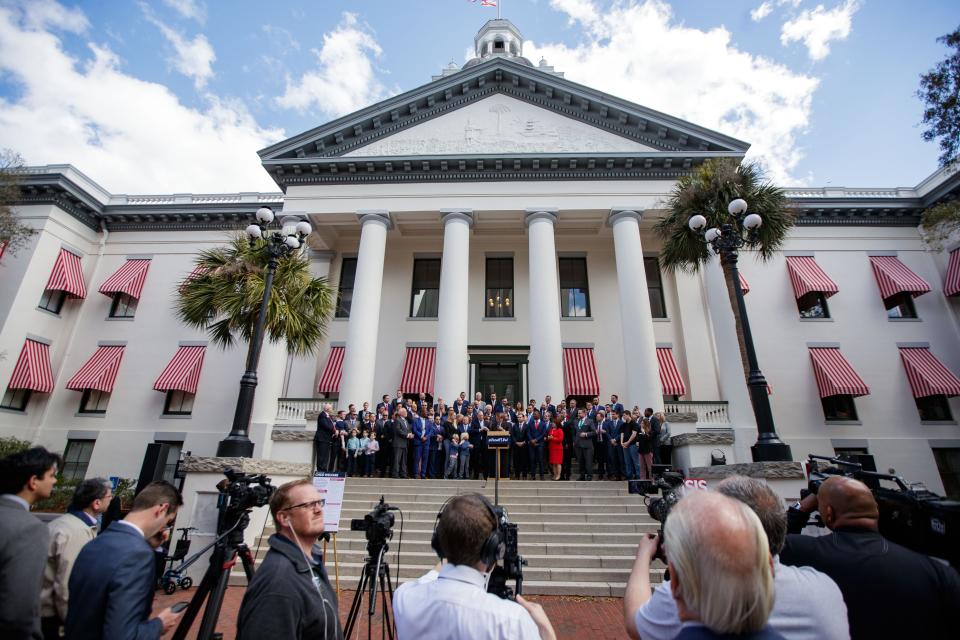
[393,493,556,640]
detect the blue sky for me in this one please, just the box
[0,0,956,193]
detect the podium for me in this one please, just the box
[487,431,511,480]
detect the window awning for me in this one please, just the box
[738,272,750,295]
[808,348,869,398]
[8,339,55,393]
[656,347,686,396]
[945,249,960,297]
[154,345,206,394]
[399,346,436,394]
[99,259,151,299]
[868,256,930,302]
[179,265,209,292]
[66,346,125,392]
[563,347,600,397]
[898,347,960,398]
[45,249,86,299]
[0,240,7,259]
[317,346,345,393]
[785,256,839,300]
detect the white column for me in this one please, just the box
[525,209,564,401]
[434,209,473,402]
[673,268,721,400]
[609,209,663,411]
[338,211,391,408]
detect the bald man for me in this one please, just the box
[781,476,960,639]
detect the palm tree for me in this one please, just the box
[655,158,795,380]
[176,234,336,356]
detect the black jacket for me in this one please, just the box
[237,534,342,640]
[315,412,335,443]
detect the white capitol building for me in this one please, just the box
[1,19,959,497]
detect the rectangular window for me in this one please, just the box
[822,395,859,421]
[155,440,184,484]
[163,390,195,416]
[885,293,917,319]
[559,257,590,318]
[932,448,960,499]
[833,446,868,458]
[485,257,514,318]
[62,439,95,481]
[79,389,110,414]
[410,258,441,318]
[644,257,666,319]
[0,387,31,412]
[798,291,830,319]
[915,395,953,421]
[38,289,68,315]
[335,258,357,318]
[109,293,138,318]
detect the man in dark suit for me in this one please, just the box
[645,408,662,464]
[469,411,491,480]
[391,407,413,478]
[593,409,608,480]
[390,390,405,416]
[411,410,429,479]
[526,411,548,480]
[605,412,624,480]
[610,394,625,416]
[452,392,467,415]
[375,394,391,418]
[66,481,184,640]
[314,403,336,473]
[0,447,61,639]
[574,408,597,481]
[509,417,528,479]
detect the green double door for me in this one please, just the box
[476,362,522,406]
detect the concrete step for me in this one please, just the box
[338,492,640,506]
[342,478,632,495]
[253,536,644,557]
[334,508,651,523]
[339,499,649,514]
[278,549,650,570]
[260,518,657,536]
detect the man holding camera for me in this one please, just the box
[237,478,342,640]
[393,494,556,640]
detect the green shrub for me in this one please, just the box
[0,436,33,460]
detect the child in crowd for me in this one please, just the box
[346,429,360,476]
[457,432,472,479]
[444,433,460,479]
[364,431,379,478]
[357,430,370,477]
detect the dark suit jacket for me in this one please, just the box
[0,496,48,640]
[315,411,335,443]
[574,418,596,449]
[392,417,411,449]
[66,522,162,640]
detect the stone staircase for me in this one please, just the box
[234,477,665,596]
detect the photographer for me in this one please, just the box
[781,475,960,639]
[624,476,849,640]
[393,494,555,640]
[237,478,342,640]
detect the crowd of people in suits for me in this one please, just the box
[313,391,672,481]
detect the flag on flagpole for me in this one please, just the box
[470,0,498,8]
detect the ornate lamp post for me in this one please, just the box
[688,199,793,462]
[216,207,312,458]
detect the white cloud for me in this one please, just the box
[22,0,88,33]
[141,4,215,89]
[528,0,819,184]
[750,2,773,22]
[277,12,390,117]
[780,1,859,61]
[162,0,205,23]
[0,2,282,193]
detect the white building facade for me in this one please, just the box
[2,20,960,495]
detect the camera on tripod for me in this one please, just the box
[629,471,685,562]
[487,505,526,600]
[217,469,275,516]
[350,496,396,549]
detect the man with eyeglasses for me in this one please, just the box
[237,479,342,640]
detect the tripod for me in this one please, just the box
[172,509,255,640]
[343,540,395,640]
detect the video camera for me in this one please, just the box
[216,469,275,516]
[487,505,527,600]
[351,496,397,553]
[803,454,959,568]
[629,472,685,562]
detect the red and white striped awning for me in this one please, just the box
[179,265,209,292]
[785,256,839,300]
[563,347,600,397]
[869,256,930,301]
[945,249,960,297]
[99,259,151,299]
[0,240,7,259]
[7,339,55,393]
[154,345,206,394]
[899,347,960,398]
[399,346,436,394]
[738,272,750,295]
[809,348,869,398]
[317,346,345,393]
[45,248,87,299]
[66,345,125,392]
[656,347,686,396]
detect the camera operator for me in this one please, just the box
[624,476,849,640]
[237,479,342,640]
[393,494,556,640]
[781,475,960,639]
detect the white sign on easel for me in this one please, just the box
[312,472,346,532]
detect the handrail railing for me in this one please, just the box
[276,397,333,424]
[664,400,730,426]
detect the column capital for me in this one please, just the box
[524,208,559,226]
[440,209,474,227]
[356,210,393,229]
[607,207,645,226]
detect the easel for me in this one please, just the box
[321,532,341,597]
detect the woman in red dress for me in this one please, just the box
[546,417,565,480]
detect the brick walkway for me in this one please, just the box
[154,587,629,639]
